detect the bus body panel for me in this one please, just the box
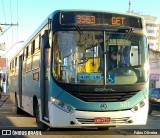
[48,98,148,127]
[49,80,148,111]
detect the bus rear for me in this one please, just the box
[48,10,149,128]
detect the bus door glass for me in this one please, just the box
[18,55,23,107]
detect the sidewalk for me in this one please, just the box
[0,92,10,107]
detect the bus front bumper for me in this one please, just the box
[48,100,148,128]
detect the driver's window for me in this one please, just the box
[130,46,139,66]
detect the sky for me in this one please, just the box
[0,0,160,59]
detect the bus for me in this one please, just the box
[9,10,149,130]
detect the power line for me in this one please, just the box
[17,0,19,24]
[0,23,18,26]
[0,25,12,37]
[9,0,13,44]
[3,41,24,56]
[0,23,18,36]
[16,0,19,41]
[0,0,19,37]
[1,0,6,23]
[10,0,13,23]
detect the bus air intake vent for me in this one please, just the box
[68,91,137,102]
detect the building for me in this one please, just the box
[143,15,159,51]
[142,15,160,88]
[149,50,160,88]
[0,56,7,92]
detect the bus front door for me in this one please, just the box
[18,55,23,108]
[40,30,50,121]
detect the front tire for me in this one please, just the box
[35,101,49,130]
[15,95,23,114]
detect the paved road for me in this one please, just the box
[0,93,160,138]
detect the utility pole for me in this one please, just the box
[128,0,131,13]
[0,23,18,26]
[0,23,19,93]
[0,23,18,36]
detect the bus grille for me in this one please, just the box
[76,117,130,124]
[68,91,137,102]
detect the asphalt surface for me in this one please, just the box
[0,93,160,138]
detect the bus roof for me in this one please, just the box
[11,9,144,60]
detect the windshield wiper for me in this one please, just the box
[125,27,133,39]
[75,25,86,41]
[117,27,133,40]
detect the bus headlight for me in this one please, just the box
[131,99,145,112]
[50,97,75,114]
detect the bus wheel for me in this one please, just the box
[35,101,49,130]
[15,95,23,114]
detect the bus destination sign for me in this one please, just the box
[76,15,96,24]
[76,15,126,26]
[60,12,142,28]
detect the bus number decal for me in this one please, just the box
[120,102,130,108]
[76,15,96,24]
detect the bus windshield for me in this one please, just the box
[52,30,148,85]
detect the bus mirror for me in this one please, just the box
[48,18,52,32]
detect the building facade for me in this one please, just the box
[143,15,159,50]
[142,15,160,88]
[0,56,7,92]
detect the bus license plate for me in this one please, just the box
[94,117,111,123]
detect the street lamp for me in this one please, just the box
[1,40,24,93]
[3,41,24,56]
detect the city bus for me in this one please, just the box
[9,10,149,130]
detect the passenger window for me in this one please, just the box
[26,46,29,58]
[23,49,26,60]
[26,45,32,72]
[32,35,40,70]
[35,36,40,53]
[15,57,18,76]
[28,44,32,57]
[32,40,35,54]
[23,49,26,73]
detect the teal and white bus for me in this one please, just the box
[9,10,149,130]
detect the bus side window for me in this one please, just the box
[23,49,26,73]
[9,63,12,77]
[32,36,40,70]
[35,35,40,53]
[26,44,32,72]
[32,40,35,54]
[26,46,29,59]
[15,57,18,76]
[10,60,14,77]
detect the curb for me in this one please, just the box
[0,95,10,107]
